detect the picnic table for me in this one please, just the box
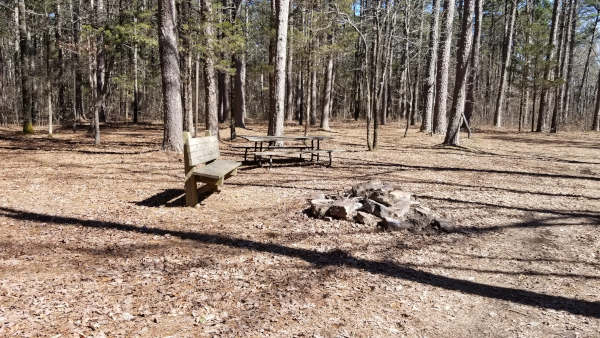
[237,135,338,166]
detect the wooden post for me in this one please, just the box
[183,132,199,206]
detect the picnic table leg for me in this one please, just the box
[254,142,258,161]
[328,151,332,167]
[317,139,321,162]
[244,147,248,162]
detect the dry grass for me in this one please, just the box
[0,122,599,336]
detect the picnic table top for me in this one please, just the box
[240,135,333,142]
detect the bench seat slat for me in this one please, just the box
[193,159,241,181]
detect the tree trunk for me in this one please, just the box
[493,0,517,128]
[71,0,83,131]
[444,0,475,145]
[433,0,456,134]
[310,66,318,126]
[551,0,570,133]
[576,10,599,116]
[158,0,184,152]
[536,0,561,132]
[17,0,32,134]
[55,2,66,126]
[285,14,295,122]
[94,0,105,143]
[594,73,600,131]
[268,0,290,137]
[563,0,578,122]
[464,0,483,126]
[421,0,442,133]
[201,0,219,137]
[320,52,333,130]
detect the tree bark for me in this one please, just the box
[285,13,295,122]
[536,0,561,132]
[421,0,442,133]
[444,0,475,145]
[268,0,290,137]
[320,52,333,130]
[71,0,83,131]
[493,0,517,128]
[594,73,600,131]
[200,0,219,137]
[158,0,184,152]
[433,0,456,134]
[17,0,32,134]
[464,0,483,126]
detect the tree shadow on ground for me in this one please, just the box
[336,157,600,182]
[485,134,600,150]
[1,206,599,319]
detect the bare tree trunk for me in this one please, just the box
[267,0,290,137]
[551,0,570,133]
[563,0,578,122]
[464,0,483,126]
[421,0,442,133]
[536,0,561,132]
[201,0,219,137]
[320,52,333,130]
[158,0,184,152]
[194,54,200,130]
[17,0,32,134]
[178,0,194,134]
[45,17,53,136]
[576,10,599,116]
[93,0,105,144]
[71,0,83,131]
[55,2,66,126]
[493,0,517,128]
[310,64,318,126]
[593,71,600,131]
[133,12,140,123]
[433,0,456,134]
[445,0,475,145]
[285,13,295,122]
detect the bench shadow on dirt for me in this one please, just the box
[1,206,599,319]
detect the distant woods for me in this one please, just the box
[1,0,599,150]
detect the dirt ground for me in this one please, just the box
[0,122,599,337]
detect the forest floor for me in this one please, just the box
[0,121,599,337]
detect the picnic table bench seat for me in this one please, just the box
[183,132,241,206]
[254,149,342,167]
[232,145,310,161]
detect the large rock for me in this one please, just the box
[310,199,333,218]
[361,199,411,220]
[369,190,413,207]
[351,180,384,197]
[355,211,381,227]
[327,198,363,220]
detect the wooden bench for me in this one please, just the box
[183,132,241,206]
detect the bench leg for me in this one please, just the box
[185,176,199,207]
[244,148,248,162]
[329,152,332,167]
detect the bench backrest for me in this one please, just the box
[183,132,219,167]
